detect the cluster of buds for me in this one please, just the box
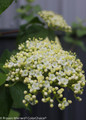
[38,10,72,32]
[4,37,85,110]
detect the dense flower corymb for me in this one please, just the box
[38,10,72,32]
[4,37,85,110]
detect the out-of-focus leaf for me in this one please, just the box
[72,22,78,29]
[0,50,12,86]
[0,63,8,73]
[72,22,83,29]
[24,14,34,22]
[27,0,35,2]
[16,25,56,45]
[17,5,32,13]
[17,8,27,14]
[64,36,74,43]
[0,49,11,64]
[10,82,28,108]
[0,86,13,117]
[0,0,14,14]
[33,5,41,13]
[25,5,32,11]
[0,73,7,86]
[74,40,86,51]
[64,19,86,51]
[15,0,18,3]
[29,17,44,25]
[64,36,86,51]
[77,29,86,37]
[8,109,20,117]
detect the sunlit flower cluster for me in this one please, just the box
[4,37,85,110]
[38,10,72,32]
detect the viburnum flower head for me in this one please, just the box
[4,37,85,110]
[38,10,72,32]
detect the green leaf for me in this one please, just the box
[0,54,9,86]
[0,49,11,64]
[0,49,17,86]
[26,0,35,3]
[33,5,41,13]
[16,24,56,45]
[24,14,34,22]
[0,86,13,117]
[17,5,32,14]
[72,22,82,29]
[75,40,86,51]
[0,63,7,73]
[64,36,74,43]
[76,29,86,37]
[29,17,44,25]
[17,8,27,14]
[10,82,28,108]
[25,4,32,11]
[0,73,7,86]
[72,22,79,29]
[64,36,86,51]
[8,109,20,117]
[0,0,14,14]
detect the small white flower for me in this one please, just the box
[58,71,65,76]
[17,58,25,64]
[74,83,81,91]
[64,66,75,73]
[29,70,35,76]
[49,74,56,81]
[37,64,43,69]
[35,71,42,77]
[26,77,33,83]
[44,61,50,65]
[62,101,69,107]
[8,62,14,68]
[52,62,58,68]
[81,75,85,82]
[32,55,38,60]
[56,75,61,80]
[44,81,50,88]
[22,70,28,77]
[25,95,30,102]
[61,78,68,85]
[6,76,10,81]
[16,69,19,72]
[31,83,40,91]
[26,58,32,64]
[57,77,68,85]
[46,63,51,69]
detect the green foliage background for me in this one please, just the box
[64,20,86,51]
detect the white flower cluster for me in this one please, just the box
[4,37,85,110]
[38,10,72,32]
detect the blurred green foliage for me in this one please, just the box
[0,50,11,86]
[64,19,86,51]
[16,0,56,45]
[0,0,14,14]
[0,50,13,117]
[17,0,41,23]
[8,109,20,118]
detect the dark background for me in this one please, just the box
[0,30,86,120]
